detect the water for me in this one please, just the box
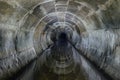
[12,43,108,80]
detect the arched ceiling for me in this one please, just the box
[0,0,120,80]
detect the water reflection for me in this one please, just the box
[15,43,107,80]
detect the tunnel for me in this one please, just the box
[0,0,120,80]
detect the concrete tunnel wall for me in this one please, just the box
[0,0,120,80]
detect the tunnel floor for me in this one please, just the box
[8,45,109,80]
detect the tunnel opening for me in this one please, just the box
[56,31,69,47]
[58,32,68,42]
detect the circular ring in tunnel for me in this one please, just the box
[33,13,83,55]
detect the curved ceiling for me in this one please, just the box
[0,0,120,80]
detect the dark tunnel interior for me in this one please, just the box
[0,0,120,80]
[58,32,67,41]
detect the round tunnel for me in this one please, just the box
[0,0,120,80]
